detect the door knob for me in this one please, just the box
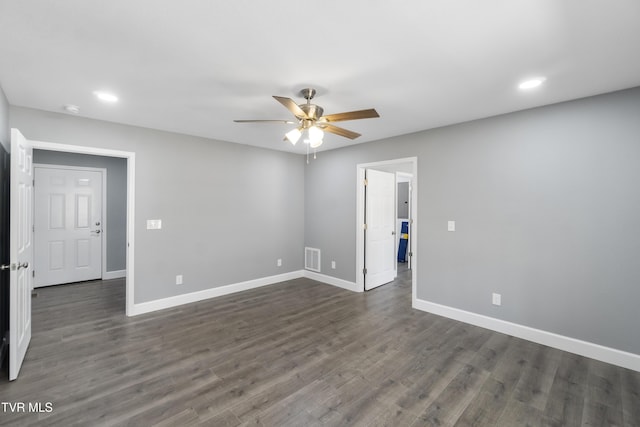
[92,230,101,234]
[1,263,28,270]
[17,262,29,270]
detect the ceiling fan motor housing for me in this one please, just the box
[298,104,324,121]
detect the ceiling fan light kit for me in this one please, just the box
[307,126,324,144]
[234,87,380,161]
[285,128,302,145]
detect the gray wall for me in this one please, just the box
[305,86,640,355]
[11,107,305,304]
[0,85,8,151]
[33,150,127,272]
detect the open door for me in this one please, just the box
[8,128,33,380]
[364,169,396,290]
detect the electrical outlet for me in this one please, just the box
[277,259,282,267]
[447,220,456,232]
[492,293,501,306]
[331,261,336,269]
[176,275,183,285]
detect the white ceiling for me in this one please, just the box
[1,1,639,154]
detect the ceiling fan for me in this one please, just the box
[234,88,379,149]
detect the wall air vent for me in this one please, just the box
[304,247,321,272]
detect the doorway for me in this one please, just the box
[32,148,129,283]
[27,137,135,317]
[356,157,417,299]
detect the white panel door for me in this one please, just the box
[365,169,396,290]
[34,167,103,287]
[9,129,33,381]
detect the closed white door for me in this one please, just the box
[34,166,103,287]
[365,169,396,290]
[8,129,33,380]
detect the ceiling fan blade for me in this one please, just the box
[321,124,361,140]
[321,108,379,122]
[273,96,308,119]
[234,119,297,124]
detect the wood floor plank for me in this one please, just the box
[413,364,490,426]
[199,409,243,427]
[395,356,465,417]
[454,378,511,426]
[1,270,637,426]
[542,352,589,426]
[496,399,545,427]
[581,359,624,427]
[512,344,562,410]
[621,368,640,427]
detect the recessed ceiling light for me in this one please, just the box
[62,104,80,114]
[93,91,118,103]
[518,78,546,90]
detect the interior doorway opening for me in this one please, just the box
[28,138,135,316]
[32,150,128,287]
[356,157,417,301]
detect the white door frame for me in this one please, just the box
[34,164,108,285]
[27,137,136,316]
[356,157,417,302]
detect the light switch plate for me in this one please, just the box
[448,220,456,232]
[492,293,501,306]
[147,219,162,230]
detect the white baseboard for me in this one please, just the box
[302,270,360,292]
[130,270,304,316]
[102,270,126,280]
[413,297,640,373]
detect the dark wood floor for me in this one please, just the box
[1,270,639,426]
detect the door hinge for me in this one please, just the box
[363,179,368,186]
[363,224,368,230]
[409,252,413,257]
[363,268,367,275]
